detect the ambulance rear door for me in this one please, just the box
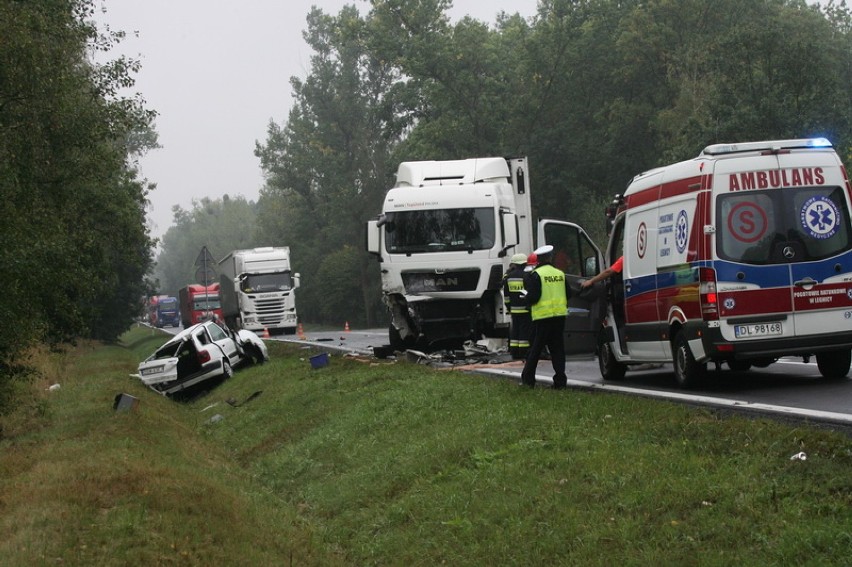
[538,219,605,356]
[713,149,852,344]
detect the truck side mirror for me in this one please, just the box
[366,220,381,255]
[501,212,518,248]
[293,273,301,289]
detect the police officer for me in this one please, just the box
[520,245,570,389]
[502,253,532,360]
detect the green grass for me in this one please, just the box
[2,325,852,565]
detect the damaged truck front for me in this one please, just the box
[366,157,534,350]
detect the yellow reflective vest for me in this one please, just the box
[530,264,568,321]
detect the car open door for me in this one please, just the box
[538,219,606,356]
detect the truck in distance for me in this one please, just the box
[218,247,300,335]
[179,283,223,328]
[148,295,180,328]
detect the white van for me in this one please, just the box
[544,138,852,387]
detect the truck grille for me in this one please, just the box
[402,270,481,293]
[254,296,287,325]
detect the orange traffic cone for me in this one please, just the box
[298,323,306,340]
[262,327,270,339]
[344,321,351,332]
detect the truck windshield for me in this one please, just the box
[717,186,851,264]
[193,295,221,310]
[241,272,292,293]
[384,208,495,253]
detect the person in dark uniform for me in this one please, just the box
[520,245,571,389]
[502,253,532,360]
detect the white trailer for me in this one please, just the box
[218,247,300,335]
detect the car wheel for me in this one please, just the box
[817,349,851,379]
[673,333,704,389]
[222,359,233,380]
[598,337,626,381]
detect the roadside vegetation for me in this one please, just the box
[3,326,852,565]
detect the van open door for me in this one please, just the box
[538,220,606,356]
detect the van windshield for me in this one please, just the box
[717,186,851,264]
[384,208,495,253]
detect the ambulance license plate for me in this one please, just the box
[734,322,782,338]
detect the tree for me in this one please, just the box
[0,0,156,398]
[154,196,261,297]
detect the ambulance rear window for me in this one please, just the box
[717,186,850,264]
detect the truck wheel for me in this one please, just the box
[598,338,626,381]
[817,349,851,379]
[673,333,705,389]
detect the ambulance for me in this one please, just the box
[549,138,852,387]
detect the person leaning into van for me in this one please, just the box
[520,245,571,389]
[581,255,623,289]
[502,253,532,360]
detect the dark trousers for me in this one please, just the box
[509,312,532,360]
[521,316,567,387]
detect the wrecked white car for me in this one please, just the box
[133,321,268,396]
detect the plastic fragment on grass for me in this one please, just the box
[47,383,61,391]
[790,451,807,461]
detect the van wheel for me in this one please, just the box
[598,338,626,381]
[673,334,705,389]
[816,349,851,379]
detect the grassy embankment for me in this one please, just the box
[2,325,852,565]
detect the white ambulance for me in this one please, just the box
[545,138,852,388]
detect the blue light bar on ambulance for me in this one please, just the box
[700,138,833,156]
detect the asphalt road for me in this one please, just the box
[280,327,852,428]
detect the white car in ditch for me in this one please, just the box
[134,321,268,396]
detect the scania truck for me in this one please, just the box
[365,156,604,351]
[218,247,300,335]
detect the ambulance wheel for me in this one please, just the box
[816,349,851,379]
[673,333,705,389]
[598,338,626,381]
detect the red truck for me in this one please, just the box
[178,284,223,328]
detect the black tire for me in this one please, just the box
[817,349,851,379]
[673,333,705,389]
[727,360,752,372]
[598,338,626,381]
[222,359,234,380]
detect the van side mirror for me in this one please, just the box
[584,256,599,277]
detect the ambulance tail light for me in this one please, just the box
[699,267,719,321]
